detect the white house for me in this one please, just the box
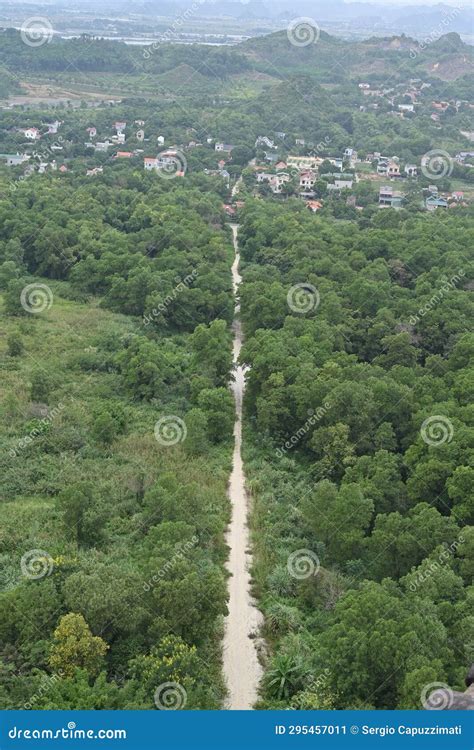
[255,136,275,149]
[0,153,30,166]
[215,143,233,153]
[46,121,61,134]
[404,164,417,177]
[94,141,112,153]
[299,170,317,189]
[20,127,40,140]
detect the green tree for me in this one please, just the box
[49,613,108,678]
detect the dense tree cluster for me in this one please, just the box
[0,173,235,708]
[238,199,473,709]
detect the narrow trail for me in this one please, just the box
[223,223,263,710]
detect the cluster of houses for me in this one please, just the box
[357,78,474,125]
[379,183,466,210]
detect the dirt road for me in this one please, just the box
[222,223,263,710]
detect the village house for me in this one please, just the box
[114,121,127,133]
[426,195,448,211]
[46,121,61,134]
[451,191,464,202]
[86,127,97,139]
[379,186,403,208]
[343,147,358,167]
[275,161,287,170]
[59,165,68,173]
[404,164,417,177]
[157,136,165,146]
[377,158,401,177]
[136,130,145,142]
[135,120,145,126]
[0,153,30,167]
[306,200,323,212]
[295,138,305,146]
[144,156,158,171]
[19,127,40,140]
[432,101,449,111]
[86,167,103,177]
[358,83,370,89]
[269,173,290,194]
[215,143,234,153]
[398,103,414,113]
[115,151,134,159]
[287,155,321,170]
[256,172,274,183]
[255,136,275,149]
[94,141,113,153]
[299,170,317,189]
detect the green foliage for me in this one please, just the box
[49,613,109,678]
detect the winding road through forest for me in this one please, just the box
[223,224,263,710]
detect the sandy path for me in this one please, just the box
[223,223,263,710]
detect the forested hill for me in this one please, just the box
[242,30,474,81]
[0,27,472,86]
